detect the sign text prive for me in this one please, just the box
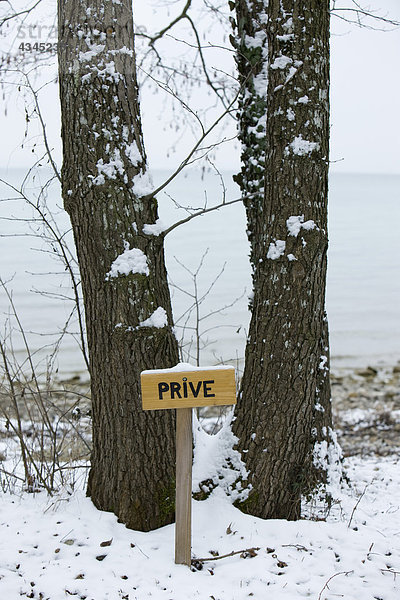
[158,379,215,400]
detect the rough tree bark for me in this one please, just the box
[58,0,179,531]
[232,0,339,520]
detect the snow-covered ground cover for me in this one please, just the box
[0,452,399,599]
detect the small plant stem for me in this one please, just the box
[0,340,30,484]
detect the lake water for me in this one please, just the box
[0,168,399,376]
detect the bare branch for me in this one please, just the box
[149,0,192,47]
[163,195,242,236]
[331,1,400,29]
[143,92,239,202]
[0,0,43,27]
[192,547,260,565]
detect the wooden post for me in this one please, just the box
[175,407,192,566]
[141,365,236,567]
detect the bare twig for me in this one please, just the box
[24,74,61,183]
[381,568,400,576]
[193,546,260,564]
[0,339,30,484]
[347,483,370,528]
[317,570,354,600]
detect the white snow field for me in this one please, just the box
[0,452,399,600]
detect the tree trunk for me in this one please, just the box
[58,0,179,531]
[232,0,338,519]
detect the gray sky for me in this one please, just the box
[330,0,400,174]
[0,0,399,175]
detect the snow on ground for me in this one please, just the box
[0,455,399,599]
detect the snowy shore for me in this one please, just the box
[60,362,400,454]
[331,364,400,457]
[2,362,399,461]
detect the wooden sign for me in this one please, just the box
[141,365,236,410]
[140,363,237,567]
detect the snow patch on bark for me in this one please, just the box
[124,140,142,166]
[286,215,317,237]
[131,171,154,197]
[139,307,168,329]
[287,108,295,121]
[79,44,105,62]
[267,240,286,260]
[81,60,123,84]
[92,149,124,185]
[287,135,319,156]
[106,244,149,279]
[283,17,294,32]
[270,55,292,70]
[319,354,329,371]
[143,219,165,236]
[277,33,294,42]
[244,31,265,49]
[109,46,133,57]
